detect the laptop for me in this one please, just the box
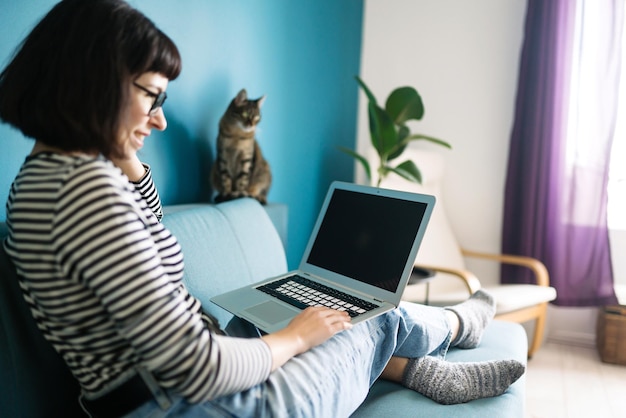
[211,181,435,333]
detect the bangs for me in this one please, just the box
[125,18,182,81]
[149,30,182,80]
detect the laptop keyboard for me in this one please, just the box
[257,275,379,318]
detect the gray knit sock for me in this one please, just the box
[446,289,496,349]
[401,356,525,405]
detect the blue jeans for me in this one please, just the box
[123,301,452,418]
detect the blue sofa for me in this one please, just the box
[0,198,527,417]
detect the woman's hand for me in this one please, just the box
[261,307,352,371]
[284,307,352,350]
[110,153,147,182]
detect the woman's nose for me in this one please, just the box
[150,108,167,131]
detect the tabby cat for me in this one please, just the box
[211,89,272,204]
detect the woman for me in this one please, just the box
[0,1,524,417]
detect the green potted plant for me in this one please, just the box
[340,76,451,187]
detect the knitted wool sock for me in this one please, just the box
[402,356,525,405]
[446,289,496,349]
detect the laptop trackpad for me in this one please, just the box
[245,301,297,324]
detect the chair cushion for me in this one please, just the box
[403,283,557,316]
[484,284,557,314]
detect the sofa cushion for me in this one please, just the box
[352,320,527,417]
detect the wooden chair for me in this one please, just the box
[382,148,557,358]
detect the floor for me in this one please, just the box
[525,341,626,418]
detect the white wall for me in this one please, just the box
[358,0,606,348]
[358,0,527,287]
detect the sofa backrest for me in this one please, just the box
[161,199,289,327]
[0,198,288,416]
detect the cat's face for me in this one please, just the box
[230,89,265,131]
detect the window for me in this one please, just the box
[608,9,626,231]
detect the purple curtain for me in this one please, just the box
[502,0,622,306]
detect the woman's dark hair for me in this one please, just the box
[0,0,181,158]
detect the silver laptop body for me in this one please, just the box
[210,181,435,333]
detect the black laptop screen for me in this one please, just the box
[306,189,427,292]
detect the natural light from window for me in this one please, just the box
[608,5,626,231]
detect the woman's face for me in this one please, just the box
[117,72,169,158]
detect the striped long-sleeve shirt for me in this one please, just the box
[3,152,271,402]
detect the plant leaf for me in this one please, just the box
[397,124,410,142]
[388,125,410,161]
[403,134,452,149]
[389,160,422,184]
[355,75,378,105]
[368,102,397,157]
[337,146,372,181]
[386,87,424,125]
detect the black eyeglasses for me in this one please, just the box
[133,82,167,116]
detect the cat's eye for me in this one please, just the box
[242,111,248,118]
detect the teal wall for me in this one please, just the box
[0,0,363,269]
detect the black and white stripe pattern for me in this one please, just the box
[4,152,271,401]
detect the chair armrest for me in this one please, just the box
[460,249,550,287]
[414,263,482,295]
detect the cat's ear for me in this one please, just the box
[235,89,248,106]
[257,95,266,108]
